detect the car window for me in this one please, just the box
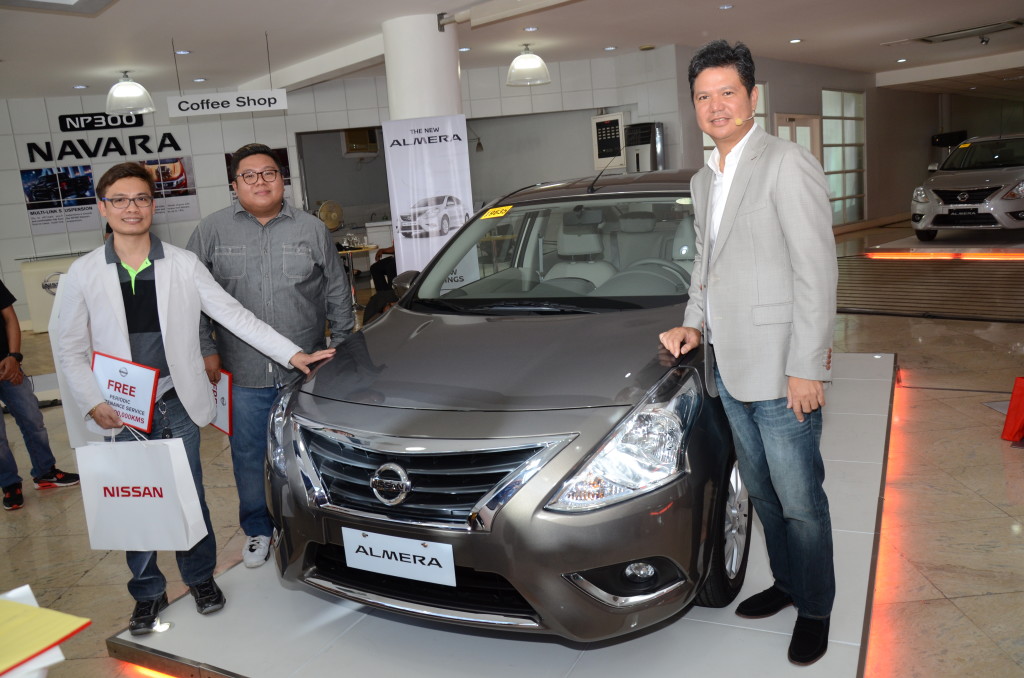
[940,138,1024,170]
[409,195,697,312]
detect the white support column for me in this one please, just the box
[382,15,462,120]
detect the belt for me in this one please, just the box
[159,388,178,402]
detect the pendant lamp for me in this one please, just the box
[106,71,156,115]
[506,44,551,86]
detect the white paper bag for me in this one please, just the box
[75,437,208,551]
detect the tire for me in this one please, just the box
[915,229,938,241]
[695,451,751,607]
[440,215,451,235]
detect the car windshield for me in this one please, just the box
[407,194,696,313]
[940,138,1024,171]
[412,196,447,208]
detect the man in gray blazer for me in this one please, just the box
[660,40,838,665]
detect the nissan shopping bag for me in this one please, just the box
[75,437,208,551]
[1002,377,1024,442]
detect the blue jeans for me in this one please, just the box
[714,370,835,619]
[0,373,57,487]
[229,385,278,537]
[117,394,217,601]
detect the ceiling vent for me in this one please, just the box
[915,19,1023,43]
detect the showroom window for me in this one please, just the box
[702,82,768,163]
[822,89,865,225]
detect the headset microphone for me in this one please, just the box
[734,114,755,126]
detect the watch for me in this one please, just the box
[7,352,23,363]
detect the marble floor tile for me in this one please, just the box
[945,455,1024,517]
[870,533,944,604]
[952,592,1024,666]
[888,516,1024,598]
[864,599,1024,678]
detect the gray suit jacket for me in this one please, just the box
[682,125,837,402]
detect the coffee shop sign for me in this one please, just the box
[168,89,287,118]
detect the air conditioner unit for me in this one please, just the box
[342,127,380,159]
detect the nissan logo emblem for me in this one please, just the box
[42,273,61,296]
[370,462,412,506]
[956,192,970,202]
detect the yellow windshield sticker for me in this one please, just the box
[481,205,513,219]
[958,142,971,148]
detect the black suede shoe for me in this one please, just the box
[189,578,225,615]
[789,616,830,665]
[129,593,169,636]
[735,585,794,618]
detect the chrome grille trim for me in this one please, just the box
[291,415,572,531]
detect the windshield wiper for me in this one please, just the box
[469,300,599,314]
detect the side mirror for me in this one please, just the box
[927,162,939,172]
[392,270,419,298]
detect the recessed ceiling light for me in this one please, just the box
[193,77,207,83]
[175,49,191,55]
[896,58,907,63]
[72,84,88,89]
[523,26,538,32]
[719,4,733,9]
[458,46,471,52]
[789,39,802,44]
[604,46,617,51]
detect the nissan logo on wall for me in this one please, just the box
[370,462,412,506]
[42,273,61,296]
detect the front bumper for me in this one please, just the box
[912,199,1024,231]
[266,401,727,641]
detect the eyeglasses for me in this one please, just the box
[100,195,154,209]
[235,169,280,184]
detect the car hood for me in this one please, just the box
[300,305,687,411]
[925,167,1024,190]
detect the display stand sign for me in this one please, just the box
[90,353,159,433]
[210,370,233,435]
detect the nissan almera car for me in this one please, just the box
[398,194,469,237]
[911,133,1024,241]
[266,169,751,641]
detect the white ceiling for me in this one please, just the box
[1,0,1023,103]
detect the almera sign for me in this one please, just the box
[58,112,144,133]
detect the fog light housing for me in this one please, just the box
[565,557,687,607]
[911,214,924,223]
[1009,210,1024,221]
[624,561,657,582]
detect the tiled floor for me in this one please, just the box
[2,225,1023,677]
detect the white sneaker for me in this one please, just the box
[242,535,271,568]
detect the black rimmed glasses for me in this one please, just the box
[236,169,280,184]
[100,195,154,209]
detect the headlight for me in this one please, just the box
[267,380,301,477]
[1002,180,1024,201]
[912,186,928,203]
[546,368,701,512]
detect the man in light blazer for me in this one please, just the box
[660,41,838,665]
[56,162,334,636]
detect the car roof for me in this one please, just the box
[497,168,700,204]
[961,133,1024,143]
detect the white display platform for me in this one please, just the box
[108,352,895,678]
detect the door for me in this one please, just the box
[775,114,822,164]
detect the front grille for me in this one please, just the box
[312,542,537,617]
[301,427,546,525]
[933,187,1002,205]
[932,213,999,226]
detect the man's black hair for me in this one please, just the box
[688,40,756,101]
[229,142,280,178]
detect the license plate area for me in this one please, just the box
[949,207,978,215]
[342,527,456,587]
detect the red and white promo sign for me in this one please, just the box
[91,352,159,432]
